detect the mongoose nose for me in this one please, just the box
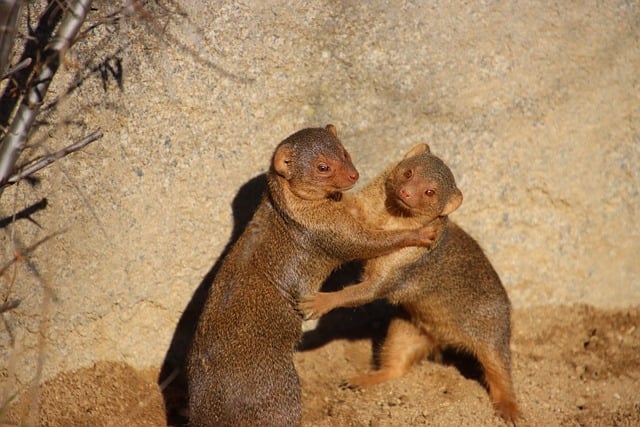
[349,170,359,182]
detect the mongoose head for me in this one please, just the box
[385,144,463,220]
[272,124,360,200]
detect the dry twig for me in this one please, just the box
[0,129,103,189]
[0,0,93,190]
[0,298,20,314]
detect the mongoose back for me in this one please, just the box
[300,144,521,423]
[186,126,436,427]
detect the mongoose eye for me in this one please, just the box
[317,163,330,172]
[425,189,435,197]
[404,169,413,179]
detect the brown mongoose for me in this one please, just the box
[186,126,437,427]
[299,144,521,423]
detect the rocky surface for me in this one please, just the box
[1,0,638,424]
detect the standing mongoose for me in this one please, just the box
[300,144,521,423]
[186,126,437,427]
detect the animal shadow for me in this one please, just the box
[158,173,267,426]
[297,262,399,369]
[298,265,485,388]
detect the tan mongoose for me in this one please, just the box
[300,144,521,423]
[186,126,437,427]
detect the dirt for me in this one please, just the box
[3,304,639,426]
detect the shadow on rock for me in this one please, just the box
[298,262,486,388]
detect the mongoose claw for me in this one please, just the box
[299,292,336,319]
[295,305,310,320]
[339,379,361,391]
[298,296,321,320]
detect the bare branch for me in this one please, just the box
[0,0,93,188]
[0,57,32,80]
[0,229,66,278]
[0,298,20,314]
[0,3,64,129]
[0,0,23,79]
[1,129,103,189]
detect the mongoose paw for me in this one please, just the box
[339,379,362,391]
[416,225,437,247]
[297,303,319,321]
[298,292,334,320]
[347,370,396,388]
[495,400,522,426]
[298,297,317,320]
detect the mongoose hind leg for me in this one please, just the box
[348,315,434,388]
[475,346,521,424]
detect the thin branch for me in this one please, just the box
[0,298,20,314]
[0,0,93,188]
[1,129,103,189]
[0,2,64,129]
[0,229,66,278]
[25,249,55,426]
[0,0,24,79]
[126,0,252,83]
[0,57,32,81]
[55,154,108,238]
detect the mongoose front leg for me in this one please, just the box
[299,280,380,320]
[338,224,437,261]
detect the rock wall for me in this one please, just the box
[1,0,638,389]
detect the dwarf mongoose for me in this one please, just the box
[300,144,520,423]
[186,126,437,427]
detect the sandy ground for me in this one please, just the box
[4,303,640,426]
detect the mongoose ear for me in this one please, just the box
[325,124,338,137]
[442,189,463,216]
[404,143,431,159]
[273,145,294,180]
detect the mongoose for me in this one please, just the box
[186,126,437,427]
[300,144,521,423]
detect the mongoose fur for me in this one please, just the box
[186,127,436,427]
[300,144,521,423]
